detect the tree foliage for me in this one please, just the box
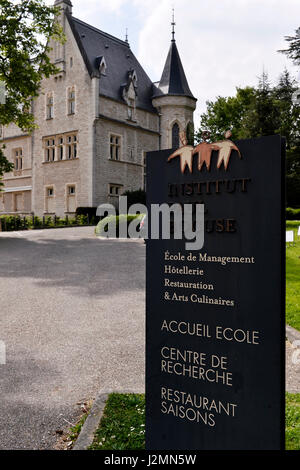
[0,144,13,187]
[279,27,300,65]
[0,0,64,130]
[196,70,300,207]
[0,0,64,185]
[196,86,256,142]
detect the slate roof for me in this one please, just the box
[67,14,157,113]
[152,40,195,100]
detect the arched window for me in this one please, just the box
[172,123,180,149]
[186,122,194,146]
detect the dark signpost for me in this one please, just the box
[146,134,285,450]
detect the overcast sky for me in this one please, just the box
[52,0,300,127]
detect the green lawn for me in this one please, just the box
[286,221,300,330]
[286,393,300,450]
[89,394,145,450]
[88,393,300,451]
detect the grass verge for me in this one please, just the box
[286,221,300,330]
[69,413,89,446]
[89,394,145,450]
[88,392,299,451]
[286,393,300,450]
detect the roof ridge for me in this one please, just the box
[156,40,195,99]
[72,17,129,47]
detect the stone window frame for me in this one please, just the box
[13,148,23,171]
[13,192,24,212]
[46,92,54,120]
[44,137,56,162]
[65,133,78,159]
[47,187,54,197]
[65,183,77,213]
[109,133,122,161]
[57,135,64,161]
[108,183,123,197]
[42,132,78,163]
[44,185,55,214]
[67,86,76,115]
[171,120,180,149]
[68,185,76,196]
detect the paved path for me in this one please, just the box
[286,341,300,393]
[0,227,145,449]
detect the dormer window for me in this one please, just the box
[131,70,137,87]
[96,56,107,76]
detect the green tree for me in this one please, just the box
[279,27,300,65]
[244,71,281,137]
[196,70,300,207]
[279,29,300,206]
[195,86,256,143]
[0,0,64,186]
[273,68,299,149]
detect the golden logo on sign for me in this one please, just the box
[168,130,242,174]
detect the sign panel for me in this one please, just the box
[146,135,285,450]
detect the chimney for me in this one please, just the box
[54,0,73,15]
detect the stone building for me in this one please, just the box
[0,0,196,217]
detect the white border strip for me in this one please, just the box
[4,186,32,193]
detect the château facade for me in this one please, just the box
[0,0,196,218]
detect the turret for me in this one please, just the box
[152,12,197,149]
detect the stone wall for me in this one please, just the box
[31,12,96,217]
[152,95,196,149]
[94,110,159,207]
[0,134,32,214]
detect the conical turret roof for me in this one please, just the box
[153,40,195,99]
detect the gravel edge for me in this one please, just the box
[72,393,108,450]
[72,389,140,450]
[286,324,300,344]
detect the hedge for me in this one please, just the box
[121,189,146,207]
[0,214,90,232]
[286,207,300,220]
[95,213,145,237]
[76,207,100,224]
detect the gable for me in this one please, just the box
[67,14,157,114]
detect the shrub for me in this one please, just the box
[76,214,88,225]
[76,207,99,224]
[0,215,21,231]
[95,213,145,237]
[286,207,300,220]
[121,189,146,208]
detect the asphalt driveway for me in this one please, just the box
[0,227,145,450]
